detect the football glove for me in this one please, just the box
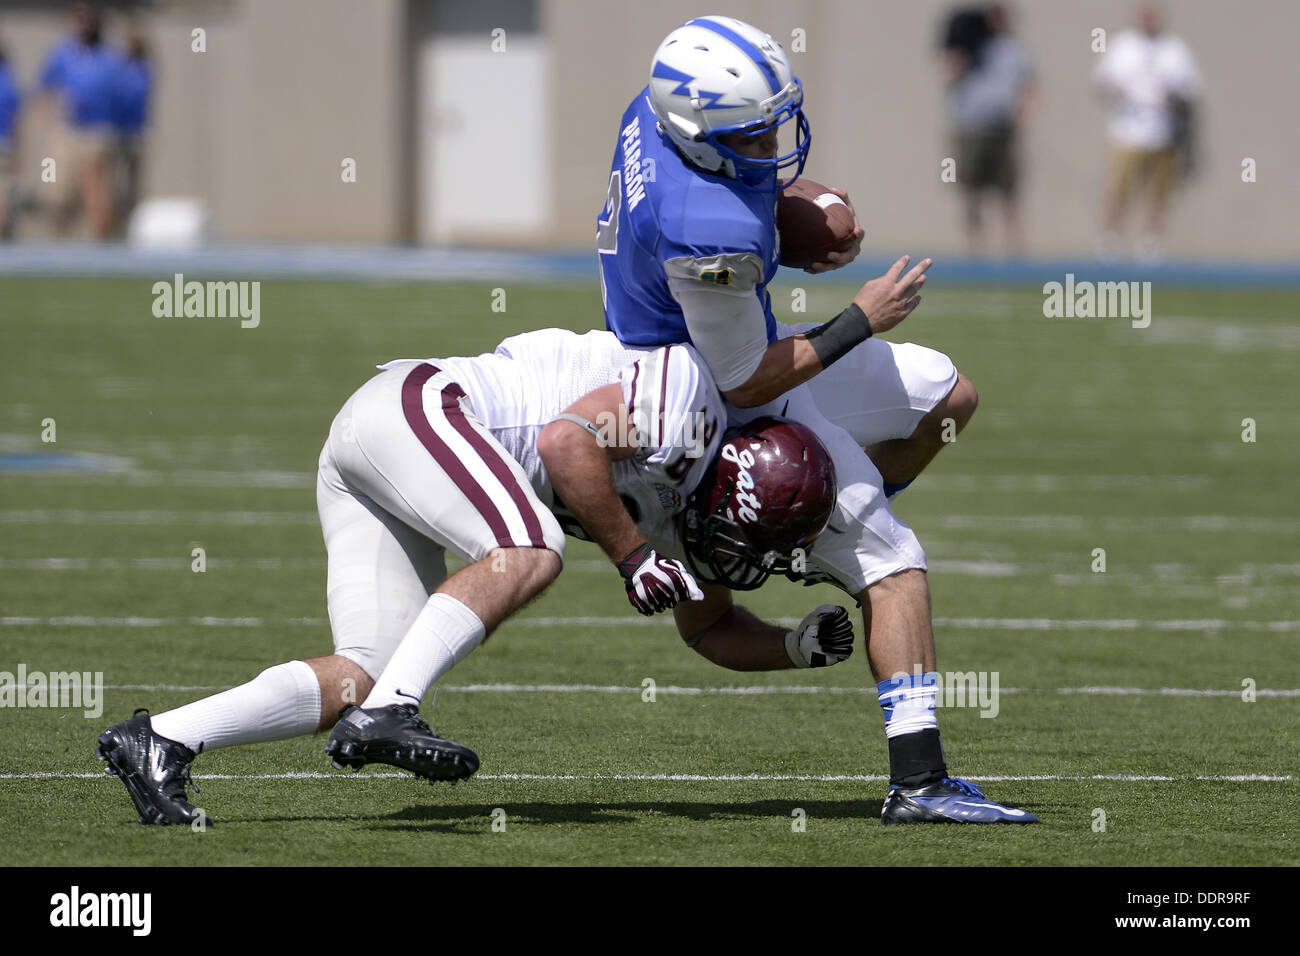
[617,542,704,616]
[784,604,854,668]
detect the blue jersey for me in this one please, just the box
[40,38,121,128]
[111,58,152,134]
[0,62,19,147]
[39,37,78,92]
[598,89,780,350]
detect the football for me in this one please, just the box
[776,178,858,268]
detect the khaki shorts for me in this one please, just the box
[68,126,115,172]
[50,125,114,204]
[1108,146,1178,215]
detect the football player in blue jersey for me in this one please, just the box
[599,15,1035,825]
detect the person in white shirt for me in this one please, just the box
[1093,3,1202,258]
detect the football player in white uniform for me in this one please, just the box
[95,329,855,825]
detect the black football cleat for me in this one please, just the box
[881,777,1038,824]
[325,703,479,783]
[96,709,212,826]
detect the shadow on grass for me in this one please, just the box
[232,799,886,832]
[368,798,886,833]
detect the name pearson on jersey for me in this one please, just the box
[620,116,648,213]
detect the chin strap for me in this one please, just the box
[552,413,604,442]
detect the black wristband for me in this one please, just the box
[804,302,872,370]
[617,542,653,580]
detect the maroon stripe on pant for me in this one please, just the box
[439,380,548,549]
[657,345,673,447]
[400,362,516,549]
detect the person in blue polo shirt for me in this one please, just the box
[39,2,122,237]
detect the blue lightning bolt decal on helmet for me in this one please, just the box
[650,61,728,110]
[647,15,811,189]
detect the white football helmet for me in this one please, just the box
[648,15,810,188]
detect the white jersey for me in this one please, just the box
[381,328,725,545]
[1094,29,1201,150]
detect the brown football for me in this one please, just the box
[776,178,857,268]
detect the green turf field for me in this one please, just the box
[1,275,1296,865]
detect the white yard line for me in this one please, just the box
[0,615,329,627]
[7,682,1297,697]
[0,510,317,525]
[934,515,1300,533]
[8,557,1300,584]
[929,617,1300,632]
[5,510,1299,534]
[0,473,1216,493]
[3,614,1298,632]
[0,557,324,570]
[0,771,1290,783]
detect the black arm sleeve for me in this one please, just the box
[802,303,872,370]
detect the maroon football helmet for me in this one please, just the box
[682,416,837,590]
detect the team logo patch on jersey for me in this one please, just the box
[654,483,683,511]
[699,268,733,286]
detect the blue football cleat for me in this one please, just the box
[881,777,1038,824]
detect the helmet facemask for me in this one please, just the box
[682,474,792,591]
[658,81,811,191]
[702,85,811,190]
[680,419,837,592]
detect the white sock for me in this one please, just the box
[363,593,485,708]
[150,660,321,753]
[877,671,940,739]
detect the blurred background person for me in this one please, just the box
[111,26,151,236]
[0,42,19,239]
[940,3,1036,255]
[39,1,122,238]
[1094,3,1202,261]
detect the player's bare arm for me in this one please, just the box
[538,382,703,615]
[674,582,854,671]
[674,582,790,670]
[538,383,642,560]
[720,254,933,408]
[722,333,824,408]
